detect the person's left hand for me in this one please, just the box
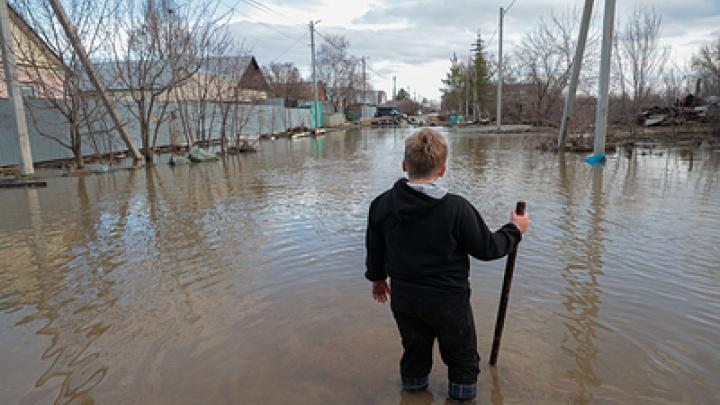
[371,280,391,303]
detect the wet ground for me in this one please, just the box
[1,128,719,404]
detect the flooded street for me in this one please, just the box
[1,128,719,404]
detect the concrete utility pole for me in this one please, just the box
[48,0,141,161]
[309,20,319,131]
[472,53,478,122]
[496,7,504,130]
[594,0,616,155]
[392,75,396,101]
[465,54,471,118]
[558,0,594,149]
[0,0,34,175]
[362,56,366,105]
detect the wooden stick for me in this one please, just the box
[489,201,526,366]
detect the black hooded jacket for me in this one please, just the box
[365,178,522,296]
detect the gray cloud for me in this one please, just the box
[232,0,720,98]
[229,20,476,68]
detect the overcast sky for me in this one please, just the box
[224,0,720,101]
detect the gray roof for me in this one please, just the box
[83,57,258,92]
[82,60,176,92]
[199,56,254,78]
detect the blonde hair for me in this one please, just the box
[404,128,448,179]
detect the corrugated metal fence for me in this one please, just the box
[0,98,312,166]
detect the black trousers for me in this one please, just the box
[390,290,480,385]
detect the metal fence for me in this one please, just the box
[0,98,312,166]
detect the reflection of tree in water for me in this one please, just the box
[557,159,607,404]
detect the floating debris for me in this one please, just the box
[169,155,191,166]
[0,177,47,188]
[189,147,219,163]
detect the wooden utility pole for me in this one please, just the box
[496,7,504,130]
[0,0,34,175]
[310,20,319,131]
[48,0,141,162]
[593,0,616,156]
[558,0,594,150]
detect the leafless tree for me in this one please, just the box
[514,6,599,126]
[263,62,305,103]
[316,34,365,111]
[109,0,228,162]
[692,37,720,96]
[613,6,668,121]
[661,63,690,107]
[11,0,121,168]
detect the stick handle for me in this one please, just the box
[489,201,526,366]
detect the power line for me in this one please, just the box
[314,29,387,80]
[222,0,302,42]
[505,0,518,14]
[484,0,519,49]
[237,0,287,19]
[269,33,306,63]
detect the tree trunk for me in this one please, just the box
[71,125,84,169]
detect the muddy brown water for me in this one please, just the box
[1,128,719,404]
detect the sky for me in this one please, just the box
[222,0,720,102]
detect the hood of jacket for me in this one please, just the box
[390,178,448,221]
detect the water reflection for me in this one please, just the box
[16,180,114,404]
[558,161,607,403]
[1,130,718,404]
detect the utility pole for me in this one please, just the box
[48,0,141,162]
[472,52,478,122]
[362,56,366,105]
[496,7,504,130]
[465,54,471,118]
[593,0,616,156]
[558,0,594,149]
[0,0,34,175]
[392,75,396,101]
[309,20,319,131]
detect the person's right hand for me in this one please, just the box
[511,210,529,234]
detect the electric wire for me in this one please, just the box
[315,29,386,80]
[269,33,306,63]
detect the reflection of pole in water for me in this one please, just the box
[311,137,325,159]
[22,181,114,404]
[489,366,505,405]
[558,162,607,402]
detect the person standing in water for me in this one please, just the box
[365,128,529,401]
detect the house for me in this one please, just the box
[194,56,270,102]
[357,90,387,105]
[325,87,386,112]
[0,5,64,99]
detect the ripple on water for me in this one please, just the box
[1,130,719,403]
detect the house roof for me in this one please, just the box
[7,4,63,67]
[84,56,268,92]
[82,60,175,92]
[200,56,254,78]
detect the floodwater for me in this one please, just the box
[1,128,719,404]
